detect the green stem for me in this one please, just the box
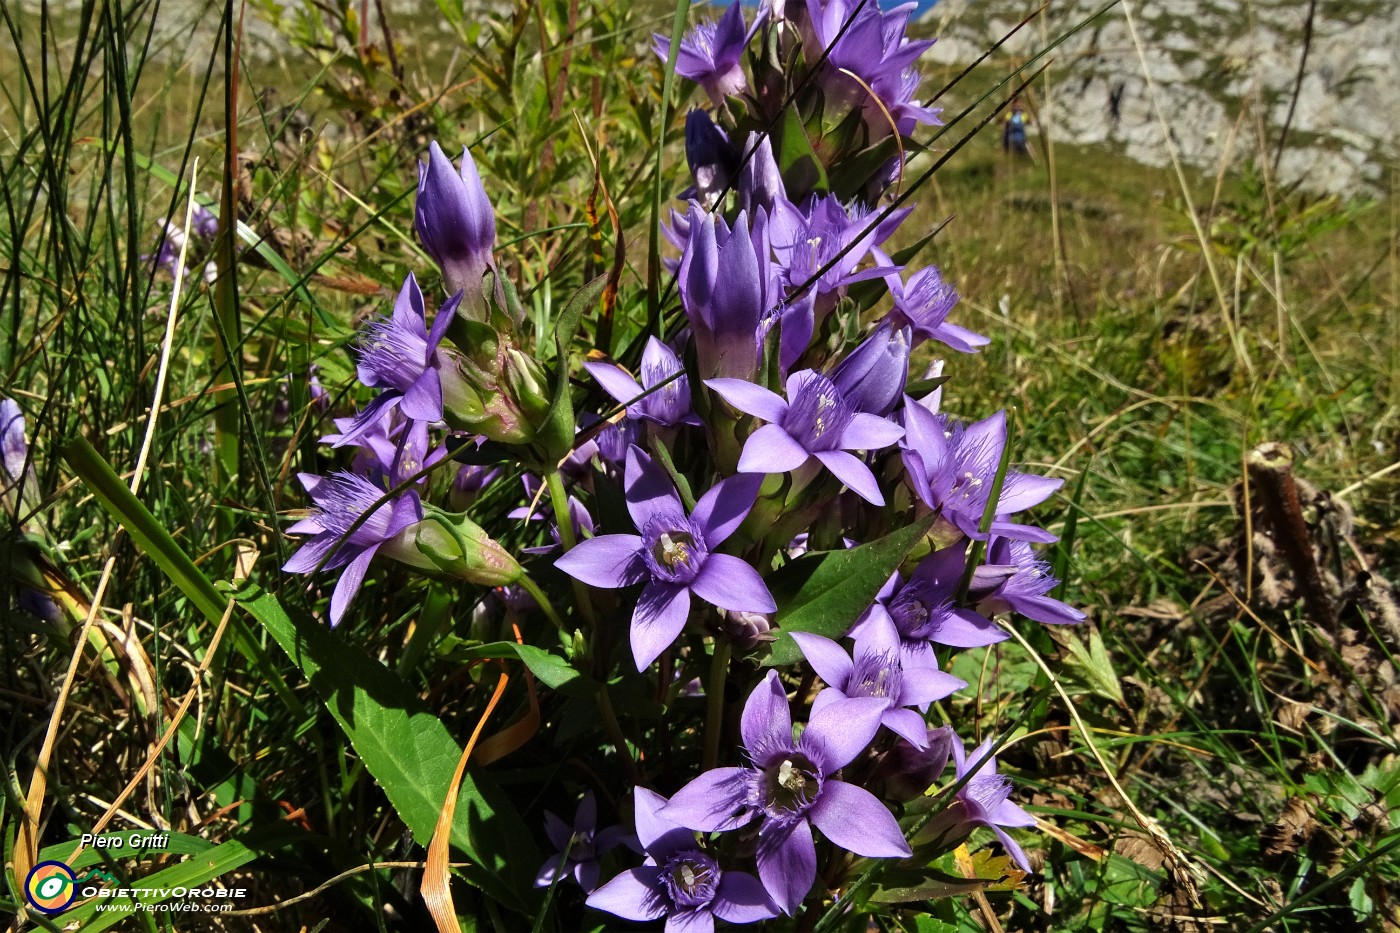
[597,685,641,785]
[546,469,597,629]
[703,639,732,772]
[517,572,566,632]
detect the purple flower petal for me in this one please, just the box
[756,818,816,915]
[586,867,667,922]
[808,780,911,858]
[839,412,905,451]
[738,424,811,474]
[534,853,566,887]
[998,471,1063,512]
[742,669,792,754]
[711,871,778,924]
[812,449,884,506]
[801,695,885,771]
[575,860,601,893]
[690,473,762,546]
[282,537,336,575]
[881,707,934,747]
[625,446,686,530]
[900,668,967,709]
[690,554,776,614]
[329,542,380,627]
[790,633,854,691]
[992,826,1033,873]
[554,534,646,588]
[989,519,1059,544]
[543,810,572,851]
[584,361,646,410]
[934,608,1009,648]
[705,378,788,422]
[665,909,715,933]
[633,787,676,852]
[661,768,755,832]
[1013,594,1086,625]
[399,369,442,422]
[631,582,692,669]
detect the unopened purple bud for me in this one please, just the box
[1,397,28,485]
[830,323,910,416]
[684,110,737,209]
[416,142,497,314]
[736,132,786,216]
[883,725,955,801]
[19,588,62,622]
[449,462,503,510]
[721,609,775,649]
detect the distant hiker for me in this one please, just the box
[1002,99,1030,156]
[1108,82,1125,127]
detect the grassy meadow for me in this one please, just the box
[1,0,1397,930]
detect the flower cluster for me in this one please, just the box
[279,0,1085,926]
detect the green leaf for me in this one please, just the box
[237,585,539,908]
[458,642,598,697]
[866,868,985,904]
[765,516,935,666]
[776,104,829,201]
[1059,626,1124,704]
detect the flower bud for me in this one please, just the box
[386,505,522,587]
[882,725,954,801]
[416,142,497,317]
[831,323,910,416]
[720,610,775,649]
[684,110,737,209]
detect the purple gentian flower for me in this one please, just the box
[770,194,910,312]
[900,403,1062,543]
[588,788,778,930]
[829,323,910,416]
[585,337,702,428]
[535,792,634,892]
[334,274,458,447]
[554,446,774,670]
[707,370,904,506]
[663,671,911,914]
[2,397,28,486]
[282,471,423,626]
[801,0,940,138]
[680,203,777,381]
[190,204,219,240]
[971,537,1085,626]
[596,418,644,466]
[652,1,758,106]
[684,110,738,209]
[919,737,1037,873]
[887,266,988,352]
[792,612,965,748]
[416,141,497,305]
[510,475,596,555]
[849,545,1007,669]
[324,410,446,488]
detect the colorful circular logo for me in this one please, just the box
[25,860,77,915]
